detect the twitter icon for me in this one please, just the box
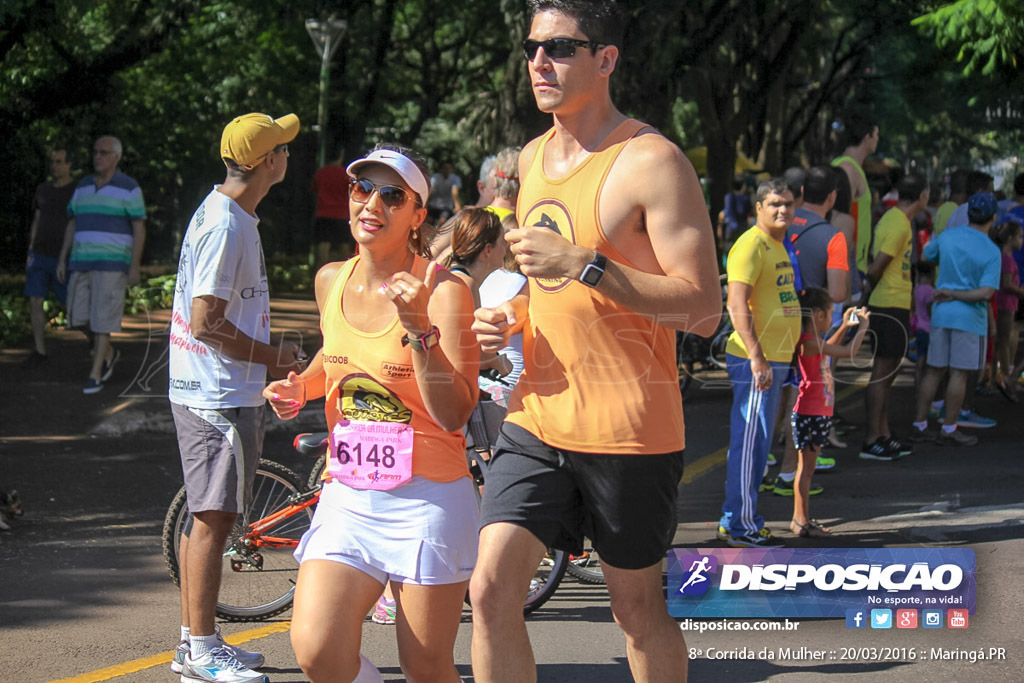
[870,609,892,629]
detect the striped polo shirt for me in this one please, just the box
[67,171,146,272]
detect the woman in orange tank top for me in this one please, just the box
[264,143,479,683]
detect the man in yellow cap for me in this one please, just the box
[168,113,306,683]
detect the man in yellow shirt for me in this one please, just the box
[718,177,801,548]
[860,174,928,460]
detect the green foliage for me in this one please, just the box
[0,291,32,349]
[2,0,1021,280]
[125,274,177,315]
[913,0,1024,75]
[0,279,65,350]
[669,99,703,152]
[267,263,315,295]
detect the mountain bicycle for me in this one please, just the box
[162,453,315,621]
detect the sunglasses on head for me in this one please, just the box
[253,143,288,165]
[349,177,420,210]
[523,38,606,60]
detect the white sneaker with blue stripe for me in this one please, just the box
[180,645,268,683]
[171,627,264,674]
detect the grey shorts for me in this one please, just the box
[171,403,265,514]
[927,327,986,371]
[67,270,128,334]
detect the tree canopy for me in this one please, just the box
[913,0,1024,75]
[1,0,1020,271]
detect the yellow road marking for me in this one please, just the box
[835,381,866,402]
[681,382,866,485]
[682,446,726,484]
[47,622,291,683]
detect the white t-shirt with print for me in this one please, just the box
[169,188,271,408]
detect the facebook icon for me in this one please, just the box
[845,609,867,629]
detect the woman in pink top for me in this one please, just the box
[992,219,1024,400]
[791,289,870,538]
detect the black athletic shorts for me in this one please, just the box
[479,422,685,570]
[313,217,352,245]
[868,306,910,359]
[791,413,832,451]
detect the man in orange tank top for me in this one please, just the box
[469,2,721,681]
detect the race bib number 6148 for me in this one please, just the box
[328,419,414,491]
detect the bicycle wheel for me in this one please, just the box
[709,325,731,370]
[524,548,569,614]
[565,539,606,584]
[465,546,568,615]
[678,361,694,397]
[162,459,312,621]
[307,453,327,491]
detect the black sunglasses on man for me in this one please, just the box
[523,38,607,60]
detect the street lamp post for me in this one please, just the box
[305,17,347,168]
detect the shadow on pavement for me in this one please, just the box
[689,658,912,681]
[0,298,322,631]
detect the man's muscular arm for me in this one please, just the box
[507,136,720,335]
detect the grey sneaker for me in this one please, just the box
[180,645,268,683]
[171,639,189,673]
[936,429,978,447]
[172,628,264,674]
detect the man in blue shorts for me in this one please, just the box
[24,146,76,365]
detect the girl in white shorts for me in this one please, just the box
[265,144,480,683]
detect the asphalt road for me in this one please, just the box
[1,301,1022,682]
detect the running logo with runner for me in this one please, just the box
[521,198,577,293]
[677,555,717,596]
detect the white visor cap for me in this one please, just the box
[346,149,430,207]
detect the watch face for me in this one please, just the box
[581,264,603,287]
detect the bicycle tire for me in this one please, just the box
[465,547,568,615]
[162,459,312,621]
[709,326,731,370]
[678,361,694,398]
[523,548,569,614]
[565,539,606,584]
[464,448,567,614]
[307,453,327,491]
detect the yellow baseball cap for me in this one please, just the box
[220,113,300,169]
